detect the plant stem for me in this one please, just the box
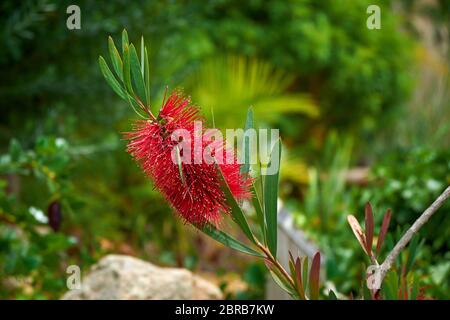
[135,97,157,121]
[256,240,296,288]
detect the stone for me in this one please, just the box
[62,254,222,300]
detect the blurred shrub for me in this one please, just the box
[374,71,450,155]
[290,132,362,294]
[175,0,415,132]
[0,137,76,299]
[295,132,353,232]
[354,146,450,298]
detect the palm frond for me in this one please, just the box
[185,55,319,128]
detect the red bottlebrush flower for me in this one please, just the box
[125,90,252,225]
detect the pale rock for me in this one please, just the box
[62,254,222,300]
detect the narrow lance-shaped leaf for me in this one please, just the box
[122,44,134,95]
[144,46,150,107]
[140,36,145,76]
[288,252,296,278]
[109,38,146,117]
[294,257,306,299]
[140,38,151,108]
[123,46,147,117]
[410,274,419,300]
[264,139,281,257]
[240,107,253,175]
[383,270,399,300]
[98,56,127,100]
[347,215,368,256]
[243,108,266,241]
[309,252,321,300]
[400,273,408,300]
[129,44,148,105]
[365,203,374,256]
[108,36,123,79]
[376,208,391,257]
[125,92,147,119]
[258,159,265,211]
[197,223,262,258]
[251,183,266,243]
[216,164,256,244]
[121,29,129,54]
[265,261,297,298]
[288,252,304,299]
[302,256,309,292]
[268,270,295,297]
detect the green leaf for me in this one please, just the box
[121,29,129,54]
[122,44,134,95]
[265,262,297,298]
[410,274,419,300]
[115,34,147,116]
[108,36,123,80]
[129,44,148,105]
[125,92,147,118]
[197,223,262,258]
[269,270,293,296]
[251,183,266,243]
[264,139,281,257]
[302,256,309,292]
[98,56,127,100]
[399,272,408,300]
[216,164,256,244]
[144,46,150,107]
[288,252,296,276]
[382,270,399,300]
[240,107,253,175]
[140,36,145,76]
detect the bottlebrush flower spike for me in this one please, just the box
[125,90,252,225]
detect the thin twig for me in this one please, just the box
[256,240,296,288]
[135,96,157,121]
[378,185,450,283]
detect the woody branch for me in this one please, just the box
[378,185,450,283]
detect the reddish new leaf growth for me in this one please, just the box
[294,257,306,299]
[309,252,321,300]
[376,208,392,257]
[125,90,252,225]
[365,203,374,256]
